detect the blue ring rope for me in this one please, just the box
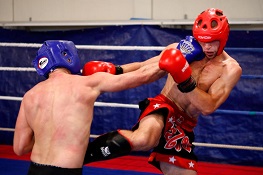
[241,75,263,79]
[225,48,263,52]
[215,109,263,115]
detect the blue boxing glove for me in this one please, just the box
[176,36,205,64]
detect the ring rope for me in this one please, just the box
[1,43,263,152]
[1,96,262,115]
[0,127,14,132]
[0,67,35,71]
[241,75,263,79]
[213,109,263,115]
[0,43,262,79]
[1,96,262,151]
[191,142,263,151]
[0,42,165,51]
[1,42,263,51]
[0,127,262,151]
[0,67,262,80]
[95,101,138,108]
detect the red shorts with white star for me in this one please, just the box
[148,152,197,171]
[133,94,197,132]
[132,94,198,172]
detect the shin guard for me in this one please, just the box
[83,130,132,164]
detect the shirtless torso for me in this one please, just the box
[13,61,165,170]
[154,42,242,174]
[82,8,243,175]
[118,42,242,175]
[161,43,242,119]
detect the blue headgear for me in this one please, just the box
[32,40,81,78]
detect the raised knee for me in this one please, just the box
[132,134,158,151]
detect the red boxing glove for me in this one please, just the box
[82,61,123,76]
[159,48,196,93]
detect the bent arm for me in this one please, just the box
[186,62,242,115]
[13,101,34,156]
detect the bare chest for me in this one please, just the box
[191,60,225,92]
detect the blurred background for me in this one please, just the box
[0,0,262,170]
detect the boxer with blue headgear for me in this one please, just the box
[33,40,81,78]
[15,38,166,175]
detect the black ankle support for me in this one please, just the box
[83,131,132,164]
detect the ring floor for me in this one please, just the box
[0,145,262,175]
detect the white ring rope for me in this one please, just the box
[0,42,165,51]
[95,102,138,108]
[0,127,15,132]
[0,127,262,151]
[0,96,23,101]
[0,96,138,108]
[192,142,263,151]
[0,43,41,48]
[0,67,35,71]
[0,95,263,152]
[1,42,262,51]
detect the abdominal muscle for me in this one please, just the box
[160,75,200,118]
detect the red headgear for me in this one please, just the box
[193,8,229,55]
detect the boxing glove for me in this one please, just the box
[159,48,196,93]
[82,61,123,76]
[177,36,205,64]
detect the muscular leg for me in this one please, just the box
[119,112,164,151]
[83,112,164,164]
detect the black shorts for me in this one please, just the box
[27,162,83,175]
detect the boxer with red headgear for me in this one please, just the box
[83,8,242,175]
[193,8,230,57]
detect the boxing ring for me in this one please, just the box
[0,25,263,174]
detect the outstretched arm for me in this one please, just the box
[89,61,166,93]
[120,55,161,73]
